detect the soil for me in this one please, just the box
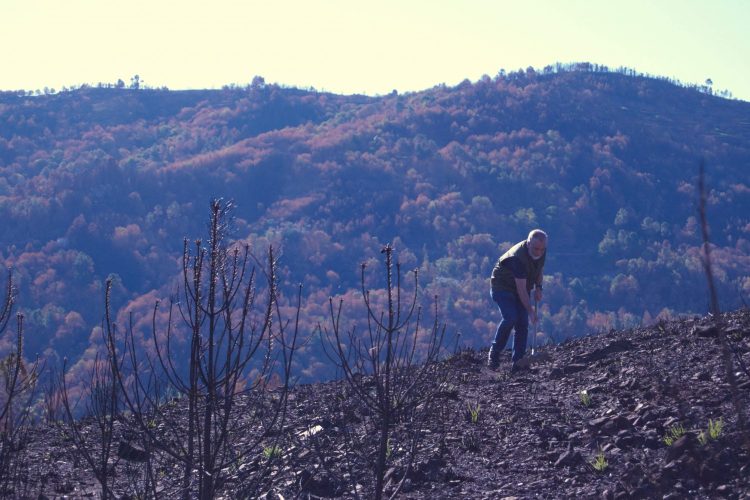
[5,308,750,499]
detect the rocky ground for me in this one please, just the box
[5,308,750,498]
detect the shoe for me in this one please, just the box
[487,349,500,370]
[510,360,530,373]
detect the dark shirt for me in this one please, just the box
[502,256,526,280]
[490,240,545,295]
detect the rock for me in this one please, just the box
[724,325,745,337]
[619,377,639,389]
[573,339,635,364]
[692,324,718,337]
[258,490,285,500]
[589,415,630,436]
[607,415,630,432]
[665,433,699,463]
[630,483,655,498]
[410,457,446,483]
[614,432,640,449]
[298,469,343,497]
[692,370,711,381]
[632,410,655,427]
[662,492,682,500]
[643,433,661,449]
[554,448,582,467]
[117,440,149,462]
[700,461,721,485]
[588,416,609,428]
[563,363,588,374]
[54,480,75,494]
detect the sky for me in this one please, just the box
[2,0,749,101]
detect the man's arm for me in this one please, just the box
[514,278,537,324]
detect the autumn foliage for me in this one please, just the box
[0,65,749,382]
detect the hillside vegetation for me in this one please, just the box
[0,65,749,382]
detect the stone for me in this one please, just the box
[563,363,588,374]
[554,449,582,467]
[693,324,718,338]
[117,440,149,463]
[665,433,699,463]
[298,469,343,497]
[573,339,635,364]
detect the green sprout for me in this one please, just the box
[467,402,481,424]
[699,417,724,445]
[591,450,608,472]
[579,390,591,407]
[663,423,686,446]
[263,445,282,460]
[708,417,724,439]
[698,431,707,446]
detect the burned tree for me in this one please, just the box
[58,346,122,500]
[0,271,40,496]
[106,199,299,499]
[320,244,448,500]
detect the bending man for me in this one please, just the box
[487,229,547,371]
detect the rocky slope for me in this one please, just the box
[8,308,750,498]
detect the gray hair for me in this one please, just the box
[527,229,548,245]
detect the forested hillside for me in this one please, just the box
[1,65,749,382]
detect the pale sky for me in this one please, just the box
[2,0,748,101]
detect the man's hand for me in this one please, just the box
[534,287,543,302]
[529,310,538,325]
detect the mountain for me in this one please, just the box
[0,65,749,382]
[9,309,750,497]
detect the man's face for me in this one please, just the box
[529,239,546,260]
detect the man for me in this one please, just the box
[487,229,547,371]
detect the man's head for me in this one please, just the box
[526,229,547,260]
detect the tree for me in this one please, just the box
[107,199,299,499]
[58,343,122,500]
[0,271,40,496]
[320,244,448,499]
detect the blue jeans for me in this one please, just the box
[490,289,529,363]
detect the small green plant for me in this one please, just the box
[263,445,282,460]
[663,423,686,446]
[385,438,393,459]
[579,390,591,407]
[708,417,724,439]
[698,431,707,446]
[467,402,481,424]
[591,450,608,472]
[698,417,724,445]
